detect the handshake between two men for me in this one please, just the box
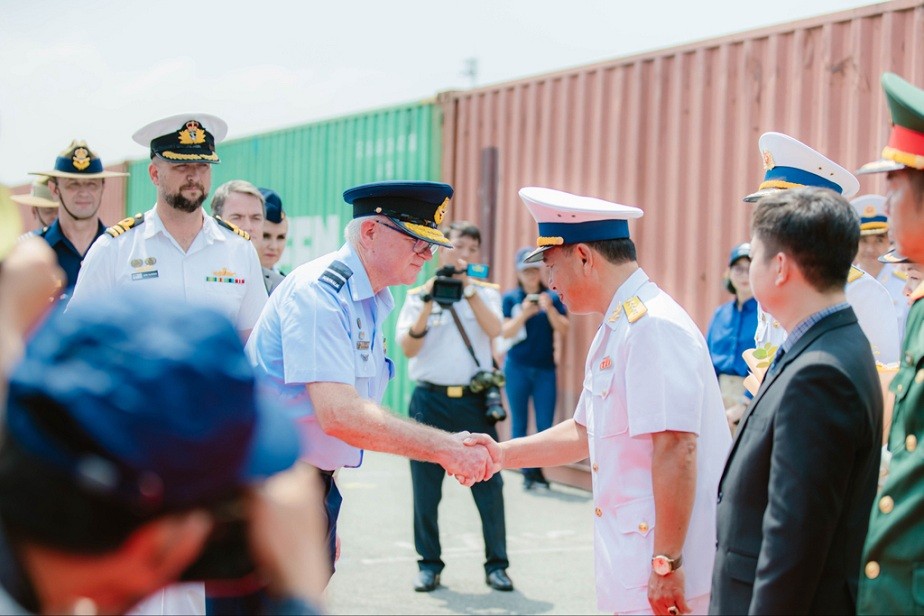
[447,431,504,486]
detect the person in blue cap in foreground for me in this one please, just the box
[0,291,327,615]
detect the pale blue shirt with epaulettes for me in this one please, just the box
[245,242,395,471]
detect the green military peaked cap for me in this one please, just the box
[859,73,924,174]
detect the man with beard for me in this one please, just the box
[69,114,267,342]
[27,141,127,300]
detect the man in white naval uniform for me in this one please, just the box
[70,114,266,342]
[466,187,731,615]
[851,194,909,343]
[745,132,900,366]
[68,114,267,615]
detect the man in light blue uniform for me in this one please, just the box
[245,181,494,576]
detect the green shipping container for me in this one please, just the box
[126,101,443,415]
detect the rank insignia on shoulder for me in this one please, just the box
[893,268,909,281]
[623,296,648,323]
[213,215,250,240]
[847,266,864,284]
[106,213,145,237]
[319,260,353,292]
[607,305,623,323]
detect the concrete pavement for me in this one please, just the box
[325,450,599,615]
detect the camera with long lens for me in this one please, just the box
[469,369,507,424]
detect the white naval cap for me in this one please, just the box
[132,113,228,164]
[518,187,643,263]
[850,194,889,236]
[744,132,860,202]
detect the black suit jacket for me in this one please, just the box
[710,308,883,615]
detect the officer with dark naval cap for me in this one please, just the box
[68,114,267,343]
[245,180,494,583]
[28,140,127,298]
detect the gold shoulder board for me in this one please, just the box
[214,216,250,241]
[893,268,909,281]
[847,266,864,284]
[623,296,648,323]
[105,213,145,237]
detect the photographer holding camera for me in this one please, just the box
[397,220,513,594]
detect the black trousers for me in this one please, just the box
[409,385,508,574]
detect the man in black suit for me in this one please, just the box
[710,187,883,615]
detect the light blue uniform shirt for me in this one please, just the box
[245,243,395,471]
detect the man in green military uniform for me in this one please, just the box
[856,72,924,615]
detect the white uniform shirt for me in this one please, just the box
[69,207,267,334]
[397,284,502,385]
[875,263,909,343]
[245,243,395,471]
[755,267,901,365]
[573,269,731,613]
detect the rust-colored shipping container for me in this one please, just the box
[440,0,924,488]
[10,162,129,233]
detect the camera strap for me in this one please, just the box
[447,305,500,371]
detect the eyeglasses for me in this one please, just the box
[375,221,438,255]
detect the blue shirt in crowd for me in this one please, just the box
[706,296,758,377]
[37,219,106,292]
[501,288,567,369]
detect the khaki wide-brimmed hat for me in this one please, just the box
[10,176,59,208]
[30,140,129,180]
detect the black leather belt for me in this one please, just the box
[416,380,477,398]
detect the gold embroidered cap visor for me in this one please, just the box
[132,113,228,164]
[851,195,889,236]
[10,177,59,208]
[30,140,129,180]
[518,186,644,263]
[343,180,455,249]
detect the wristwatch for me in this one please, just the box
[463,284,476,299]
[651,553,683,576]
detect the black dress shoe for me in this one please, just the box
[485,569,514,591]
[414,570,440,592]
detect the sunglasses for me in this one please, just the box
[375,221,439,255]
